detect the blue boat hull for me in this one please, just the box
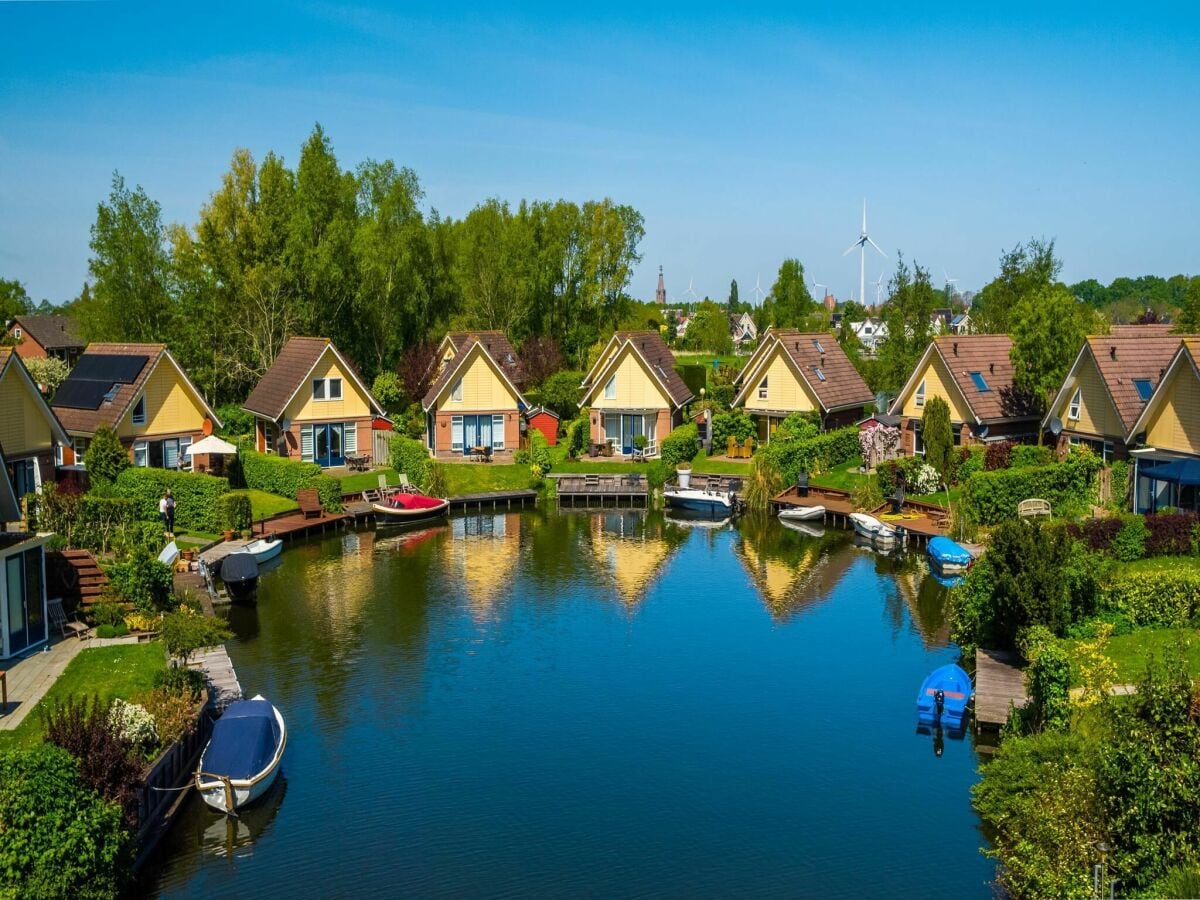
[916,663,972,728]
[928,536,972,572]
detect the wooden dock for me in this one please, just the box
[974,648,1027,730]
[554,474,648,507]
[770,486,949,546]
[190,646,243,711]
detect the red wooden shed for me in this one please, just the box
[524,406,560,446]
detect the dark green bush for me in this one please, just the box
[154,665,206,701]
[83,423,130,488]
[216,492,253,531]
[660,423,700,467]
[774,411,819,442]
[26,486,137,554]
[112,468,229,533]
[240,450,341,512]
[1100,564,1200,627]
[389,435,430,486]
[758,426,860,487]
[1011,444,1054,468]
[214,404,255,439]
[1111,515,1149,562]
[0,744,132,898]
[96,624,117,639]
[529,430,552,473]
[565,415,589,459]
[711,410,755,451]
[104,549,174,614]
[539,371,585,420]
[959,455,1103,525]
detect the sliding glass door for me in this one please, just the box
[5,548,45,656]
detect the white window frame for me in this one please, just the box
[133,441,148,467]
[451,415,464,451]
[12,327,21,340]
[73,437,88,467]
[311,377,344,402]
[1067,387,1082,421]
[344,422,357,455]
[758,377,768,400]
[328,377,343,400]
[177,436,192,471]
[451,379,464,402]
[604,376,616,400]
[131,395,146,426]
[492,414,505,450]
[915,379,926,409]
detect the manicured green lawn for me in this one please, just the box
[673,353,748,371]
[810,455,866,491]
[0,642,166,749]
[226,488,298,520]
[442,464,537,496]
[340,468,401,493]
[691,451,751,475]
[1067,627,1200,685]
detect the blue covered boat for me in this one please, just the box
[916,664,972,729]
[927,536,972,573]
[196,696,287,813]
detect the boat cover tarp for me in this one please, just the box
[387,492,447,510]
[220,552,258,584]
[1143,457,1200,486]
[928,536,972,567]
[203,700,280,781]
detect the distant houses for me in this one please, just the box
[243,337,384,467]
[579,331,692,456]
[421,331,526,459]
[0,348,69,502]
[1125,337,1200,512]
[732,330,873,439]
[6,314,85,366]
[53,343,220,470]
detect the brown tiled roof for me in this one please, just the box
[602,330,692,407]
[1109,324,1174,336]
[773,330,874,412]
[423,332,526,409]
[1085,334,1184,432]
[931,335,1029,422]
[243,337,331,419]
[51,343,163,436]
[11,314,83,350]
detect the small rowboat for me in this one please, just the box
[778,504,825,522]
[849,512,898,544]
[928,535,972,573]
[196,696,287,813]
[243,536,283,566]
[916,664,972,729]
[372,492,450,524]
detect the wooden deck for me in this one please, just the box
[555,474,648,507]
[975,648,1028,730]
[770,486,949,545]
[189,645,243,711]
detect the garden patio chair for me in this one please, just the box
[48,597,89,641]
[726,436,737,458]
[741,437,754,458]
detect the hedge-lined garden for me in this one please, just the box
[240,450,343,512]
[958,453,1103,525]
[112,468,230,533]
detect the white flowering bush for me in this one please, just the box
[109,699,159,754]
[911,463,942,495]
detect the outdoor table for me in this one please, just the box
[470,446,492,462]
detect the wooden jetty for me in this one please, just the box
[974,648,1027,730]
[190,645,243,710]
[771,485,950,546]
[449,489,538,510]
[555,474,648,507]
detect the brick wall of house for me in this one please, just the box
[431,411,520,455]
[277,417,375,464]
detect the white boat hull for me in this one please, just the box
[243,538,283,565]
[663,488,733,516]
[780,519,825,538]
[197,697,287,814]
[778,505,825,521]
[849,512,898,543]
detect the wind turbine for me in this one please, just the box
[843,200,887,314]
[752,273,766,305]
[874,271,886,306]
[683,276,699,303]
[943,269,959,298]
[811,276,827,300]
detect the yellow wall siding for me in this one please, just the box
[1146,363,1200,455]
[587,346,671,409]
[0,365,54,454]
[741,346,818,412]
[284,348,372,423]
[899,352,973,422]
[1052,352,1123,439]
[434,350,520,413]
[119,359,209,438]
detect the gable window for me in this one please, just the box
[1067,387,1082,420]
[969,371,990,392]
[312,377,343,401]
[915,379,926,408]
[451,379,463,402]
[604,376,616,400]
[758,377,768,400]
[312,379,325,401]
[12,327,20,340]
[328,378,342,400]
[131,395,146,426]
[1133,379,1153,402]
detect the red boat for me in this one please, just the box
[371,492,450,524]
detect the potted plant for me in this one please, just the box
[676,461,692,489]
[222,528,235,542]
[240,528,253,541]
[633,434,649,459]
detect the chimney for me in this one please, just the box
[1110,345,1117,360]
[795,341,800,351]
[989,362,994,374]
[953,342,958,356]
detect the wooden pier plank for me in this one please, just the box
[975,648,1028,729]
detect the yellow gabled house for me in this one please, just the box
[52,343,218,471]
[243,337,384,467]
[421,332,527,459]
[0,347,70,502]
[1126,338,1200,513]
[579,331,693,456]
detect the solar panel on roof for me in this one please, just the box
[71,354,149,384]
[52,380,112,410]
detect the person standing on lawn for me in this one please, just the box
[159,489,176,539]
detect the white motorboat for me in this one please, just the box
[778,504,825,522]
[663,487,734,517]
[196,696,287,814]
[779,519,825,539]
[849,512,898,544]
[242,536,283,565]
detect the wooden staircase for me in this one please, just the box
[46,550,111,614]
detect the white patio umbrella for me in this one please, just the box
[185,435,238,457]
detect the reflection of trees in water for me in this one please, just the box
[868,549,952,649]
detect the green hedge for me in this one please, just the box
[711,410,755,451]
[240,450,342,512]
[112,468,230,533]
[389,435,430,488]
[661,423,701,467]
[216,493,252,531]
[758,426,860,486]
[959,455,1103,525]
[1101,565,1200,627]
[27,488,138,554]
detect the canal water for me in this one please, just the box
[145,509,995,897]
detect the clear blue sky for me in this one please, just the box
[1,2,1197,306]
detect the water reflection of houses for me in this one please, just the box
[443,511,522,620]
[588,511,685,609]
[735,521,857,621]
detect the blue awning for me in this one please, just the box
[1143,457,1200,486]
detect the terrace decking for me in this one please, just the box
[190,645,243,710]
[555,474,648,507]
[974,648,1028,730]
[771,486,950,545]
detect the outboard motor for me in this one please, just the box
[891,483,906,515]
[934,688,945,717]
[797,470,809,498]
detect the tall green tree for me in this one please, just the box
[0,278,32,326]
[921,396,953,483]
[727,278,739,315]
[764,259,814,327]
[1009,283,1093,421]
[1173,276,1200,332]
[972,239,1060,334]
[684,300,733,354]
[877,254,939,393]
[86,173,176,343]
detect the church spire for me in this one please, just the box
[655,265,666,305]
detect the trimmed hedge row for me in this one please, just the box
[1070,512,1198,558]
[661,424,701,468]
[217,493,253,531]
[240,450,342,512]
[959,455,1103,525]
[112,468,230,533]
[27,488,137,553]
[1101,565,1200,627]
[389,435,430,489]
[759,426,860,487]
